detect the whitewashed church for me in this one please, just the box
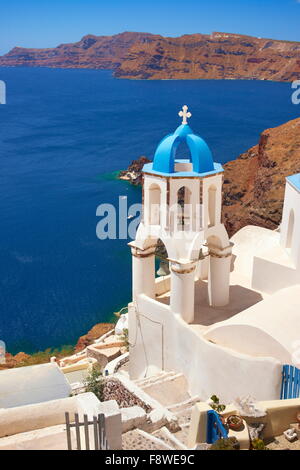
[127,106,300,402]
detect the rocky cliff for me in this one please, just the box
[0,32,156,69]
[223,117,300,236]
[1,31,300,82]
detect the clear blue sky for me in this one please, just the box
[1,0,300,55]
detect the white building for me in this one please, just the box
[127,106,300,403]
[0,363,71,409]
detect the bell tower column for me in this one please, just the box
[131,245,156,300]
[208,244,232,307]
[170,261,196,324]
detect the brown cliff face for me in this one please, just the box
[75,323,114,352]
[0,32,157,69]
[222,118,300,236]
[1,31,300,82]
[116,32,300,81]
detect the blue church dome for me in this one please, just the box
[143,106,223,178]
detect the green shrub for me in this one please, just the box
[210,394,226,414]
[210,437,240,451]
[84,365,104,401]
[121,328,129,352]
[15,345,74,368]
[252,438,267,450]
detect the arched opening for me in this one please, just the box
[208,185,217,227]
[155,239,170,278]
[177,186,192,231]
[174,141,193,173]
[148,184,161,225]
[286,209,295,249]
[154,238,170,305]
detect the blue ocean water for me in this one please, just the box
[0,67,298,354]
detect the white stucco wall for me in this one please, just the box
[0,393,122,450]
[252,255,299,294]
[204,284,300,364]
[230,225,300,294]
[231,225,281,282]
[129,296,282,403]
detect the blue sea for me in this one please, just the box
[0,67,298,354]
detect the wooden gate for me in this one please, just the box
[206,410,228,444]
[280,365,300,400]
[65,412,109,450]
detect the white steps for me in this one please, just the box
[134,371,176,388]
[168,395,200,413]
[153,427,187,450]
[134,371,190,407]
[131,370,201,449]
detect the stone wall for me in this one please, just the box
[103,378,152,413]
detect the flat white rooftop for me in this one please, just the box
[0,363,71,408]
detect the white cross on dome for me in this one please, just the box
[178,105,192,125]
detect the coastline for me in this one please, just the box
[1,321,117,370]
[0,65,290,84]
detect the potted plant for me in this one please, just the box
[226,414,243,431]
[209,395,226,425]
[210,437,240,451]
[209,395,226,414]
[251,438,267,450]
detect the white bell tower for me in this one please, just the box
[129,106,232,325]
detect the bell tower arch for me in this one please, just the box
[130,105,232,325]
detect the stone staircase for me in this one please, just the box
[131,370,200,450]
[134,370,177,388]
[166,396,200,448]
[134,371,191,407]
[123,370,251,450]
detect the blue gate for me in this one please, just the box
[280,365,300,399]
[206,410,228,444]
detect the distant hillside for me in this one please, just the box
[222,118,300,235]
[1,31,300,81]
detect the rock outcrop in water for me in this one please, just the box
[1,31,300,82]
[119,156,151,185]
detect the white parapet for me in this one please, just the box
[0,393,122,450]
